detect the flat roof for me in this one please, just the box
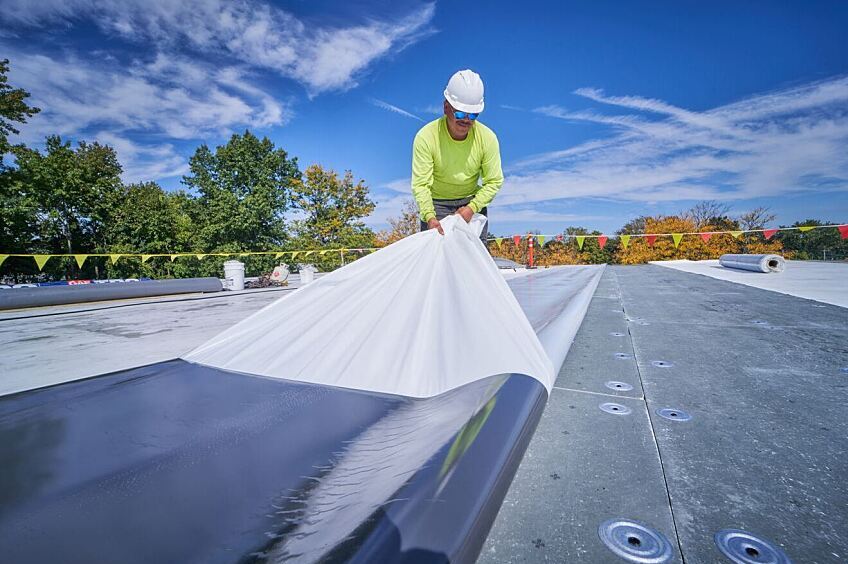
[2,264,845,562]
[480,265,847,562]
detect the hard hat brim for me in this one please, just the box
[444,89,484,114]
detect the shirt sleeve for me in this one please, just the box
[469,132,504,213]
[411,132,436,222]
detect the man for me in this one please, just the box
[411,69,504,243]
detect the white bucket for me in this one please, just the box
[299,264,316,285]
[223,260,245,291]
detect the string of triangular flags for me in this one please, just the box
[0,248,379,271]
[488,224,848,250]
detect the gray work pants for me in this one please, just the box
[419,196,489,244]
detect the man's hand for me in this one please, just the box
[427,217,444,235]
[456,206,474,223]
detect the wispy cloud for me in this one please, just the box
[94,132,189,183]
[418,104,443,115]
[6,48,290,181]
[370,99,424,122]
[1,0,437,94]
[506,76,848,205]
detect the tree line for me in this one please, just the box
[0,58,375,282]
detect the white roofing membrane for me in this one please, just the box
[651,259,848,308]
[187,215,575,397]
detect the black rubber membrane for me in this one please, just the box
[0,360,546,563]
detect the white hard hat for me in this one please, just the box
[444,69,485,113]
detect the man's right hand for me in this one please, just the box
[427,218,444,235]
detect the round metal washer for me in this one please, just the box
[614,352,632,360]
[651,360,674,368]
[610,331,626,337]
[600,402,632,415]
[714,529,790,564]
[656,408,691,422]
[750,320,768,325]
[598,519,673,563]
[606,381,634,392]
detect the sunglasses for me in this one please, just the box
[453,111,479,121]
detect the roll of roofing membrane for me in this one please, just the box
[719,254,786,273]
[0,277,222,310]
[185,214,556,398]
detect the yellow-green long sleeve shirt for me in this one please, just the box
[411,117,504,222]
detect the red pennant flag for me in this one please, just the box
[645,235,657,247]
[839,225,848,240]
[700,233,712,243]
[512,235,521,246]
[598,235,608,249]
[763,228,778,240]
[556,234,563,242]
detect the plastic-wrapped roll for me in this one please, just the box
[719,254,786,273]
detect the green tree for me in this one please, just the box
[779,219,848,260]
[0,58,41,276]
[289,164,376,270]
[0,58,40,160]
[7,136,122,279]
[182,130,299,276]
[103,182,198,278]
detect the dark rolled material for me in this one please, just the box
[0,360,546,563]
[0,277,222,310]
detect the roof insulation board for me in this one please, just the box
[481,265,847,563]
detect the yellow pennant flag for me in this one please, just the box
[304,251,315,257]
[576,235,586,250]
[798,226,815,232]
[672,233,684,248]
[729,231,743,239]
[538,235,546,246]
[33,255,52,271]
[73,254,88,268]
[495,238,503,248]
[195,254,207,260]
[109,254,122,265]
[0,254,8,268]
[320,250,329,256]
[291,252,299,260]
[141,254,154,263]
[170,254,179,262]
[274,252,286,259]
[619,235,631,249]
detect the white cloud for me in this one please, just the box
[1,0,436,94]
[370,99,424,122]
[93,132,189,183]
[5,48,291,182]
[9,50,290,142]
[365,193,417,228]
[507,76,848,205]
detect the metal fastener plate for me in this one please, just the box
[600,402,632,415]
[598,519,673,563]
[656,408,691,422]
[714,529,790,564]
[606,381,634,392]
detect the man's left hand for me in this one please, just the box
[456,206,474,223]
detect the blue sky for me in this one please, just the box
[2,0,848,236]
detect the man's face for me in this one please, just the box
[444,101,474,136]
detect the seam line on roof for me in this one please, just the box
[616,268,688,564]
[551,386,643,400]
